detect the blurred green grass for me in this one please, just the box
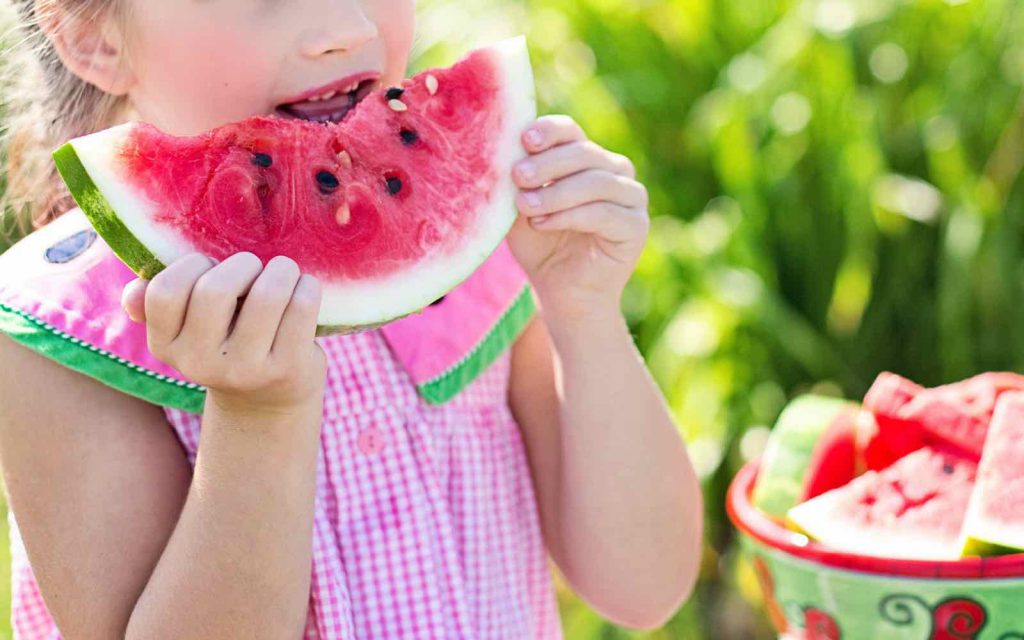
[3,0,1024,637]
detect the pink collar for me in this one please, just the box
[0,211,534,411]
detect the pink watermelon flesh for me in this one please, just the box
[859,372,928,470]
[787,446,977,560]
[860,372,1024,466]
[54,38,536,331]
[801,407,858,501]
[962,392,1024,554]
[122,61,500,280]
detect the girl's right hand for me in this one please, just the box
[120,252,327,414]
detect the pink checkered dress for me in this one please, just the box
[0,212,563,639]
[7,328,562,638]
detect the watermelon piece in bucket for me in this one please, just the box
[961,392,1024,556]
[859,372,928,470]
[786,447,977,561]
[751,395,859,519]
[861,371,1024,465]
[52,38,537,334]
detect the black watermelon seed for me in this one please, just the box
[317,171,340,193]
[252,153,272,168]
[943,464,955,475]
[385,87,405,100]
[386,176,403,195]
[430,295,446,306]
[400,129,419,146]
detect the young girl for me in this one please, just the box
[0,0,702,637]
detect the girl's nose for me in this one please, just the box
[300,0,380,58]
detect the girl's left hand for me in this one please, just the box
[507,115,649,322]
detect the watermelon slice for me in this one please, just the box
[860,371,1024,465]
[858,372,928,469]
[787,447,977,561]
[961,392,1024,555]
[52,38,536,333]
[751,395,859,518]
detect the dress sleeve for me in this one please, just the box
[0,210,206,412]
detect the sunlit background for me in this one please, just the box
[3,0,1024,637]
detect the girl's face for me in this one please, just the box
[121,0,415,135]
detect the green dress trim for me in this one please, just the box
[417,284,536,405]
[0,302,206,413]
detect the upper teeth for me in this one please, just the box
[305,79,365,103]
[308,90,337,103]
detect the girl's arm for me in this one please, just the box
[506,115,703,630]
[0,252,326,640]
[509,313,702,630]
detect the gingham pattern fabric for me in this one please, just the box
[8,329,562,639]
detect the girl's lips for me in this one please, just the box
[277,75,381,124]
[280,71,381,107]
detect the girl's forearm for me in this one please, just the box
[126,397,323,640]
[546,309,702,627]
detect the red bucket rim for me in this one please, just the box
[726,459,1024,579]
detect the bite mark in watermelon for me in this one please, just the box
[52,38,536,333]
[961,391,1024,556]
[786,447,977,561]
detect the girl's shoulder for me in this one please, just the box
[0,210,536,410]
[0,209,206,411]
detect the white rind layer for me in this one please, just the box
[69,37,536,329]
[788,497,963,561]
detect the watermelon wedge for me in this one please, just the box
[859,372,928,469]
[787,447,977,561]
[860,371,1024,465]
[52,38,536,333]
[961,392,1024,556]
[751,395,859,518]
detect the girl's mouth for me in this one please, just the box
[276,76,380,124]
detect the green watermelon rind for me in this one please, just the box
[962,536,1020,557]
[751,395,857,518]
[52,142,166,280]
[0,301,205,413]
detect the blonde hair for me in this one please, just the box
[1,0,130,240]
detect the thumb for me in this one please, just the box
[120,278,149,323]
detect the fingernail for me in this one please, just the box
[121,279,141,303]
[517,161,536,180]
[532,215,550,226]
[523,192,542,209]
[526,129,543,147]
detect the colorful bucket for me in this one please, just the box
[727,460,1024,639]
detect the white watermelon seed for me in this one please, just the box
[337,150,352,169]
[336,201,351,225]
[426,74,439,95]
[388,99,408,112]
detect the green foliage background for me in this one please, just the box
[3,0,1024,637]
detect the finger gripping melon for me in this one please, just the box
[52,38,536,333]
